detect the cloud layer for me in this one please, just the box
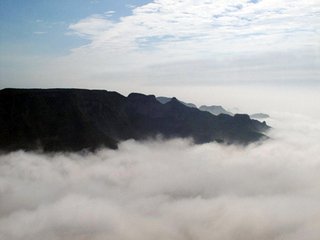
[1,112,320,240]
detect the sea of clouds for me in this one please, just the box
[0,112,319,240]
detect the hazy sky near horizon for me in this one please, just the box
[0,0,319,112]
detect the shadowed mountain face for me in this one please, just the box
[199,105,233,116]
[0,89,270,152]
[156,96,197,108]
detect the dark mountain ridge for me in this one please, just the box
[199,105,233,116]
[0,88,270,152]
[156,96,197,108]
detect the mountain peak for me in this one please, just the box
[128,93,156,100]
[156,96,197,108]
[199,105,233,116]
[0,88,270,152]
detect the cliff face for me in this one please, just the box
[0,88,270,152]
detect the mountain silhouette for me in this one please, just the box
[199,105,233,116]
[156,96,197,108]
[0,88,270,152]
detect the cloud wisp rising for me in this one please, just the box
[0,112,320,240]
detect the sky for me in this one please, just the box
[0,0,320,114]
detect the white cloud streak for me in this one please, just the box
[0,0,320,91]
[69,15,114,39]
[0,112,320,240]
[1,0,319,92]
[57,0,320,86]
[69,0,319,55]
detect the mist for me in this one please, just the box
[0,112,320,240]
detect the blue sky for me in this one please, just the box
[0,0,319,104]
[0,0,150,55]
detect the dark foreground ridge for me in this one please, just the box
[0,88,270,152]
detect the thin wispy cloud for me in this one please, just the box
[33,31,47,35]
[1,0,319,93]
[69,15,114,39]
[70,0,319,54]
[59,0,319,86]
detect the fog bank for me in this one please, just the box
[0,112,320,240]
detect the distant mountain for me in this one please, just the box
[250,113,270,119]
[158,97,233,116]
[0,89,270,152]
[199,105,233,116]
[157,96,197,108]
